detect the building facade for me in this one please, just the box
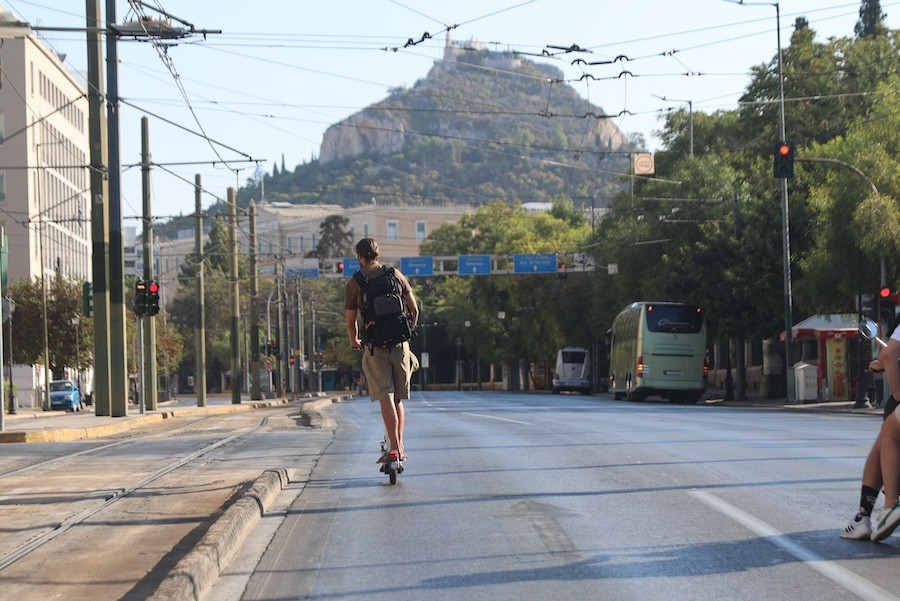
[152,202,472,301]
[0,11,91,408]
[0,11,91,284]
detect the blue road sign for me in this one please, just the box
[513,253,558,274]
[458,255,491,275]
[286,267,320,279]
[342,257,360,276]
[401,256,434,276]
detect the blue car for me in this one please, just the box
[49,379,81,411]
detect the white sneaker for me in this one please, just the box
[840,514,872,539]
[871,502,900,542]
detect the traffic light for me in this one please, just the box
[147,280,160,315]
[557,262,567,279]
[879,286,898,324]
[83,282,93,317]
[861,293,876,320]
[337,261,344,274]
[134,279,148,316]
[773,141,795,179]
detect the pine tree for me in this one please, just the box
[855,0,886,38]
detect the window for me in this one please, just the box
[416,221,426,241]
[0,171,5,202]
[0,111,4,144]
[387,221,398,241]
[363,223,369,238]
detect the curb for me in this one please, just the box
[148,468,290,601]
[0,399,297,443]
[0,412,167,443]
[148,397,343,601]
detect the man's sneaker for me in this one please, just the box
[840,514,872,539]
[871,502,900,542]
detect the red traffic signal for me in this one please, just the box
[878,286,900,324]
[773,141,795,179]
[148,280,160,315]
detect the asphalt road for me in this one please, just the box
[214,391,900,601]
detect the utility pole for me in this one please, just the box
[85,0,111,416]
[296,282,304,393]
[141,117,157,411]
[106,0,129,416]
[249,202,261,400]
[194,175,207,407]
[228,188,241,404]
[275,261,284,398]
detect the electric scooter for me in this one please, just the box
[378,436,403,484]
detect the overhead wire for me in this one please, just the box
[8,0,899,217]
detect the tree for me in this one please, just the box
[180,217,248,284]
[7,274,92,379]
[855,0,887,38]
[798,76,900,309]
[307,214,353,259]
[417,201,593,381]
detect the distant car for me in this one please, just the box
[49,379,81,411]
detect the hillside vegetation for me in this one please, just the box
[231,45,633,211]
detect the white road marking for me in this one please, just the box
[463,412,533,425]
[690,490,900,601]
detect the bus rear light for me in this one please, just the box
[636,355,644,378]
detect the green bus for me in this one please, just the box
[608,302,708,403]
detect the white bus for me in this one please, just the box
[608,302,708,403]
[551,347,591,395]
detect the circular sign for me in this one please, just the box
[264,355,274,372]
[633,153,655,175]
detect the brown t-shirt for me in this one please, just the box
[344,261,412,312]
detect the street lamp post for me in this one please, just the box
[71,315,80,402]
[726,0,794,402]
[6,297,15,414]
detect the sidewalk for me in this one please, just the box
[703,386,884,416]
[0,392,346,442]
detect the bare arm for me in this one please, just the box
[403,288,419,328]
[346,308,362,349]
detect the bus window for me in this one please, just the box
[646,304,703,334]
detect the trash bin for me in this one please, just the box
[794,362,818,402]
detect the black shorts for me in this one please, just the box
[884,396,899,420]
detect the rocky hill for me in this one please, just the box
[213,39,636,222]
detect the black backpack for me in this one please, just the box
[353,266,414,349]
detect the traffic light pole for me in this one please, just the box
[141,117,158,411]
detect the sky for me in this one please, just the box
[3,0,899,224]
